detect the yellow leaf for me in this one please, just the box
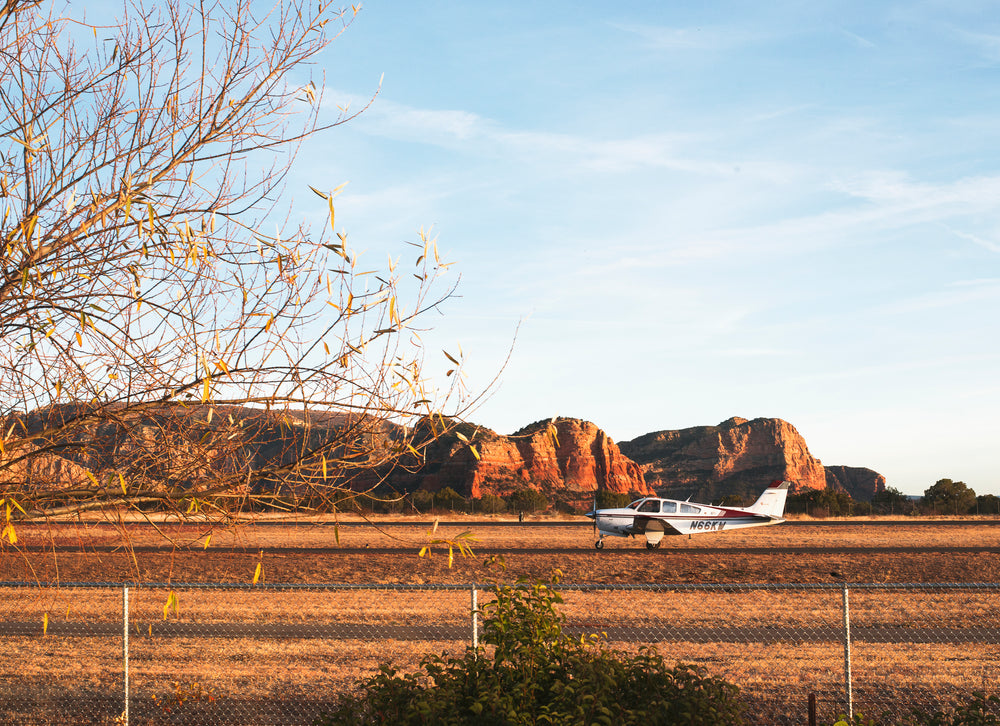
[163,591,178,620]
[252,562,262,585]
[448,547,454,569]
[22,215,37,243]
[119,472,127,495]
[2,524,16,545]
[469,444,480,461]
[308,185,329,200]
[443,350,460,366]
[328,195,335,233]
[42,612,48,636]
[322,455,328,481]
[418,546,429,558]
[202,376,211,403]
[203,534,212,549]
[85,471,99,487]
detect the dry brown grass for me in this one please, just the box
[4,518,1000,723]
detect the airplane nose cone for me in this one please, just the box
[584,509,596,519]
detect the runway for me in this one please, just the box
[9,544,1000,555]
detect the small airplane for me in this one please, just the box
[584,480,791,550]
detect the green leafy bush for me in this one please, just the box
[315,573,745,725]
[824,692,1000,726]
[504,489,549,514]
[433,486,467,511]
[476,494,507,514]
[595,490,631,509]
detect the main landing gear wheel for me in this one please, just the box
[595,539,605,550]
[645,541,662,550]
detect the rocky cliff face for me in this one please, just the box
[825,465,885,500]
[619,417,828,501]
[387,417,652,501]
[7,404,884,509]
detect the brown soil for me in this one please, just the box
[3,516,999,585]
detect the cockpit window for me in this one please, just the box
[680,504,701,514]
[661,501,677,513]
[637,500,660,513]
[626,500,643,510]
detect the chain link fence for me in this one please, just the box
[2,582,1000,725]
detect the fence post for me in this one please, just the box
[470,584,478,656]
[842,583,852,720]
[123,585,130,726]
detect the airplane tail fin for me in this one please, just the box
[745,480,792,518]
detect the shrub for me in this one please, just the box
[505,489,549,514]
[410,490,435,513]
[595,490,632,509]
[315,573,745,725]
[476,494,507,514]
[905,692,1000,726]
[433,486,466,511]
[823,692,1000,726]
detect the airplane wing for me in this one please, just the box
[634,511,780,536]
[633,516,686,536]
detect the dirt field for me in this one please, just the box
[3,516,1000,724]
[3,515,1000,585]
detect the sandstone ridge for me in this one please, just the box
[383,416,653,502]
[618,416,883,502]
[5,405,885,507]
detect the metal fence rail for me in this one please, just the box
[2,582,1000,725]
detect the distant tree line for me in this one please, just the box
[326,487,656,516]
[303,479,1000,518]
[785,479,1000,517]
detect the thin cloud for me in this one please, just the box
[878,279,1000,315]
[946,228,1000,253]
[328,92,798,182]
[950,28,1000,64]
[611,22,760,52]
[839,28,877,49]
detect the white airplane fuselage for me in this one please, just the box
[585,481,791,549]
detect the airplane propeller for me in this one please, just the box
[585,495,598,536]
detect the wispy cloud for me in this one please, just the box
[838,28,877,49]
[946,228,1000,253]
[329,92,799,182]
[878,278,1000,315]
[611,22,760,52]
[950,28,1000,64]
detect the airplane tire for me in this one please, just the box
[645,541,655,550]
[595,540,605,550]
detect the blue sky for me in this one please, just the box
[291,1,1000,496]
